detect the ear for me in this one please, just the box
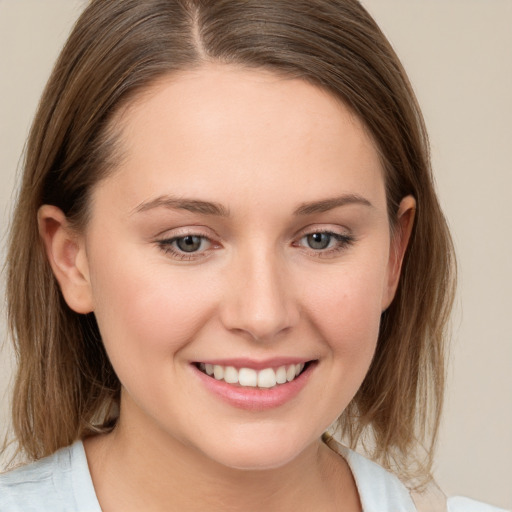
[38,205,94,314]
[382,195,416,310]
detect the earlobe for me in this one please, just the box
[38,205,94,314]
[382,195,416,310]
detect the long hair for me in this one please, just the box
[5,0,455,485]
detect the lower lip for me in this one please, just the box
[192,362,316,411]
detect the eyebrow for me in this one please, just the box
[133,195,230,217]
[132,193,373,217]
[293,194,373,215]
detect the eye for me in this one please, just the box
[295,230,355,257]
[157,234,213,260]
[305,232,333,250]
[175,235,205,253]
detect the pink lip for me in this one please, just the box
[191,360,317,411]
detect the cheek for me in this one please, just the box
[282,260,388,429]
[88,244,219,370]
[301,258,387,359]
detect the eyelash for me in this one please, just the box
[157,234,214,261]
[156,230,355,261]
[293,230,355,257]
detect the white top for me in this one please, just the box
[0,441,508,511]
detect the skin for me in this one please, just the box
[39,64,415,512]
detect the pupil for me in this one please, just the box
[308,233,330,250]
[177,236,202,252]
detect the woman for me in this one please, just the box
[0,1,505,510]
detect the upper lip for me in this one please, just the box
[194,357,315,370]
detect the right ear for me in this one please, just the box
[37,205,94,314]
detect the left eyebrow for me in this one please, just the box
[293,194,374,216]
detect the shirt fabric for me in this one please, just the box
[0,441,508,511]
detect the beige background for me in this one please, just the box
[0,1,511,508]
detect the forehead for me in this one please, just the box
[96,64,386,214]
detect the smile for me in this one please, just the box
[192,359,317,410]
[197,362,307,389]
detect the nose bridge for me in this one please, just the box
[220,241,299,341]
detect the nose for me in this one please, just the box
[219,246,300,342]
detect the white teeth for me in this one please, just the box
[213,365,224,380]
[276,366,287,384]
[239,368,257,387]
[200,362,307,389]
[223,366,238,384]
[257,368,277,388]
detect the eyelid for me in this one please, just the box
[153,224,219,239]
[294,223,352,239]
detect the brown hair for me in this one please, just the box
[5,0,455,485]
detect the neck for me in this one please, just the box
[84,404,360,512]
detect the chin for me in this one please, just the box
[217,452,298,472]
[196,431,313,472]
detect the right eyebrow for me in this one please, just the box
[132,195,230,217]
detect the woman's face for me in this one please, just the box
[75,65,410,470]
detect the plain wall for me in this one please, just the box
[0,1,510,508]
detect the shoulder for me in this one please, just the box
[0,448,69,512]
[336,444,417,512]
[329,440,509,512]
[0,441,101,512]
[447,496,510,512]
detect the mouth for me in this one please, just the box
[194,361,314,390]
